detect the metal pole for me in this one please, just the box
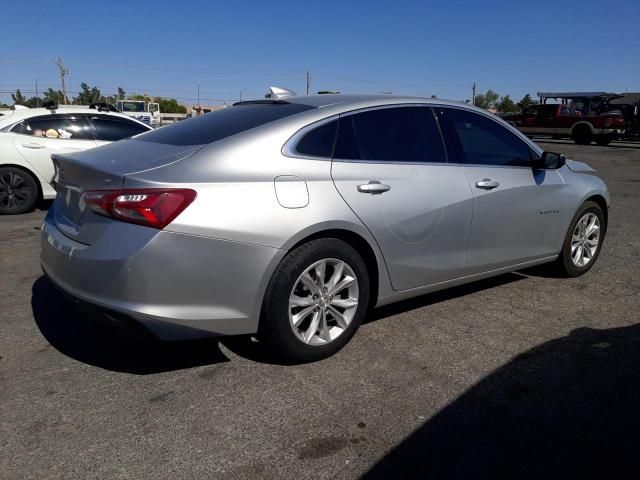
[35,80,40,107]
[472,82,476,105]
[55,57,69,104]
[306,72,310,95]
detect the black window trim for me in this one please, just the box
[332,104,449,165]
[8,113,94,140]
[283,102,543,166]
[435,105,544,169]
[282,114,340,160]
[86,113,151,141]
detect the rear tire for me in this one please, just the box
[572,125,593,145]
[595,135,612,146]
[554,201,605,277]
[0,167,39,215]
[259,238,370,362]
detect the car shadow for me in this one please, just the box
[31,276,230,375]
[32,272,533,371]
[361,322,640,479]
[36,199,53,212]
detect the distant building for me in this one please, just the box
[611,93,640,105]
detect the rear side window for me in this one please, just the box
[14,115,92,140]
[91,115,150,141]
[333,106,446,163]
[137,102,315,146]
[295,120,337,158]
[438,108,531,167]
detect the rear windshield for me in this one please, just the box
[137,102,315,146]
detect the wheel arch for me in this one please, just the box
[571,121,595,135]
[584,194,608,232]
[285,228,382,309]
[0,162,43,202]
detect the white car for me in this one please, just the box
[0,105,152,214]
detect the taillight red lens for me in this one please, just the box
[604,117,624,127]
[83,189,196,229]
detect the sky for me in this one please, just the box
[1,0,639,106]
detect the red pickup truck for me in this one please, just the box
[507,102,625,146]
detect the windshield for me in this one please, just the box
[121,101,146,113]
[136,102,315,146]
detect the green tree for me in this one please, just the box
[42,88,66,105]
[517,94,538,112]
[11,89,28,105]
[155,97,187,113]
[474,89,499,109]
[117,87,126,100]
[11,89,39,107]
[74,83,104,105]
[498,95,518,113]
[129,93,152,103]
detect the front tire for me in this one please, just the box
[0,167,39,215]
[572,125,593,145]
[260,239,370,362]
[555,201,606,277]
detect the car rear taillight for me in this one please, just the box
[83,189,196,229]
[604,117,624,127]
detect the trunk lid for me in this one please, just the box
[51,140,202,245]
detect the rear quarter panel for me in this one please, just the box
[123,125,394,306]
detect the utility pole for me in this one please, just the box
[193,82,200,107]
[472,82,476,106]
[55,57,69,104]
[35,80,40,107]
[306,71,311,95]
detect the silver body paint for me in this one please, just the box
[40,95,610,339]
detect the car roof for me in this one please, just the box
[284,93,468,109]
[0,107,151,128]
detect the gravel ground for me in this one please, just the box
[1,140,639,479]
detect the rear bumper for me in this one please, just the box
[595,128,622,136]
[40,209,284,340]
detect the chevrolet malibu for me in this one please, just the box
[41,94,609,361]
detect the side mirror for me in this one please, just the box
[533,151,566,170]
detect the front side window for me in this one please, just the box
[438,108,531,167]
[14,115,92,140]
[91,116,150,141]
[333,106,446,163]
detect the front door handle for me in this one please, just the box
[475,178,500,190]
[357,181,391,194]
[22,143,47,149]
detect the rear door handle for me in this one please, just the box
[357,181,391,194]
[475,179,500,190]
[21,143,46,149]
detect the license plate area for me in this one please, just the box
[56,184,85,228]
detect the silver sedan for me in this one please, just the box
[41,93,609,361]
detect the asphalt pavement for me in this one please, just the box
[1,139,639,479]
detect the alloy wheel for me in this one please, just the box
[288,258,359,346]
[571,212,600,267]
[0,171,32,212]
